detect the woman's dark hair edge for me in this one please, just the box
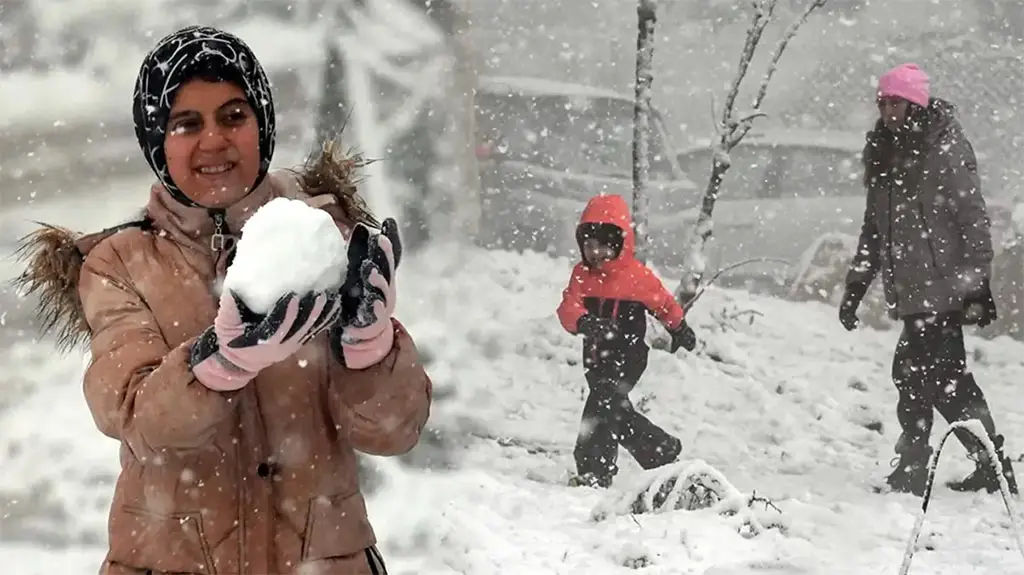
[291,134,380,229]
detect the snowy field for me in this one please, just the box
[1,3,1022,571]
[3,225,1024,573]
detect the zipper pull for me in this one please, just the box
[210,211,227,252]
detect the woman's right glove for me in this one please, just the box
[190,290,341,391]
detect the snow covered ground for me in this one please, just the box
[3,235,1024,573]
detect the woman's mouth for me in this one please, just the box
[195,162,236,175]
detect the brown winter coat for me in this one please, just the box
[15,158,431,574]
[847,98,993,318]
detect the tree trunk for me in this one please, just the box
[631,0,657,265]
[672,0,828,305]
[445,3,483,241]
[315,41,348,148]
[676,152,729,303]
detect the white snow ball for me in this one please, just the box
[223,197,348,314]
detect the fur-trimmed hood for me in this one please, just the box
[12,140,375,352]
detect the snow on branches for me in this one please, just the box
[674,0,828,305]
[591,459,785,538]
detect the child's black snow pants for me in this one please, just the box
[892,312,996,451]
[573,349,682,483]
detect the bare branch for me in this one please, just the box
[709,93,720,135]
[737,110,768,124]
[675,0,826,307]
[687,256,791,308]
[751,0,829,111]
[723,308,764,323]
[748,491,782,514]
[728,0,828,146]
[720,0,777,128]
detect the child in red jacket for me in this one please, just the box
[557,194,697,488]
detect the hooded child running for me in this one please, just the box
[557,194,697,488]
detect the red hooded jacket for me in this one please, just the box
[556,194,685,341]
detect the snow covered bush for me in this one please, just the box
[984,239,1024,341]
[613,542,653,569]
[785,232,893,330]
[980,202,1024,341]
[592,460,786,539]
[222,197,347,312]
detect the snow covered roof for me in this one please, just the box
[676,128,865,158]
[478,75,633,103]
[739,129,865,153]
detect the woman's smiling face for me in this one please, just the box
[163,79,261,208]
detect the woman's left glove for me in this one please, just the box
[963,277,997,328]
[330,218,402,369]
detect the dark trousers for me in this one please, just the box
[892,312,996,453]
[573,353,682,480]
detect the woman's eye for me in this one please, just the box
[169,120,200,136]
[223,108,249,125]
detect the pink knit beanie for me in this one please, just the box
[877,63,930,108]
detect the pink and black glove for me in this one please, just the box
[191,290,342,391]
[331,218,402,369]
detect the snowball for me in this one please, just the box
[223,197,348,314]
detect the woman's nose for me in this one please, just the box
[198,126,230,150]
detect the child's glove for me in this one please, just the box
[330,218,402,369]
[668,321,697,353]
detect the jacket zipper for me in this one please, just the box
[916,202,940,269]
[210,209,229,252]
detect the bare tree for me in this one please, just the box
[632,0,658,264]
[321,0,464,239]
[673,0,828,304]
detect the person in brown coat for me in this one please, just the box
[14,26,431,574]
[840,63,1015,497]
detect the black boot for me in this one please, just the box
[885,435,933,496]
[947,434,1019,495]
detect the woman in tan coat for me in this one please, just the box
[15,26,431,574]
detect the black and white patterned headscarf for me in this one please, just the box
[132,25,276,208]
